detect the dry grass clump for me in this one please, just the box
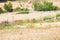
[25,22,60,29]
[41,22,60,29]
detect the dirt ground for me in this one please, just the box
[0,28,60,40]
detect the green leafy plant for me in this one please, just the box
[56,13,60,21]
[0,8,4,14]
[17,8,29,14]
[56,13,60,17]
[43,1,59,10]
[9,0,16,1]
[43,17,53,22]
[14,7,21,11]
[33,1,60,11]
[4,2,13,12]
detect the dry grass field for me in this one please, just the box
[0,0,60,40]
[0,28,60,40]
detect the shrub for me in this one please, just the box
[33,0,41,11]
[3,21,11,26]
[14,7,21,11]
[56,13,60,17]
[43,17,53,22]
[33,1,60,11]
[43,1,59,10]
[0,8,4,14]
[17,8,29,14]
[9,0,16,1]
[4,2,13,12]
[32,19,37,23]
[56,13,60,21]
[30,19,38,23]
